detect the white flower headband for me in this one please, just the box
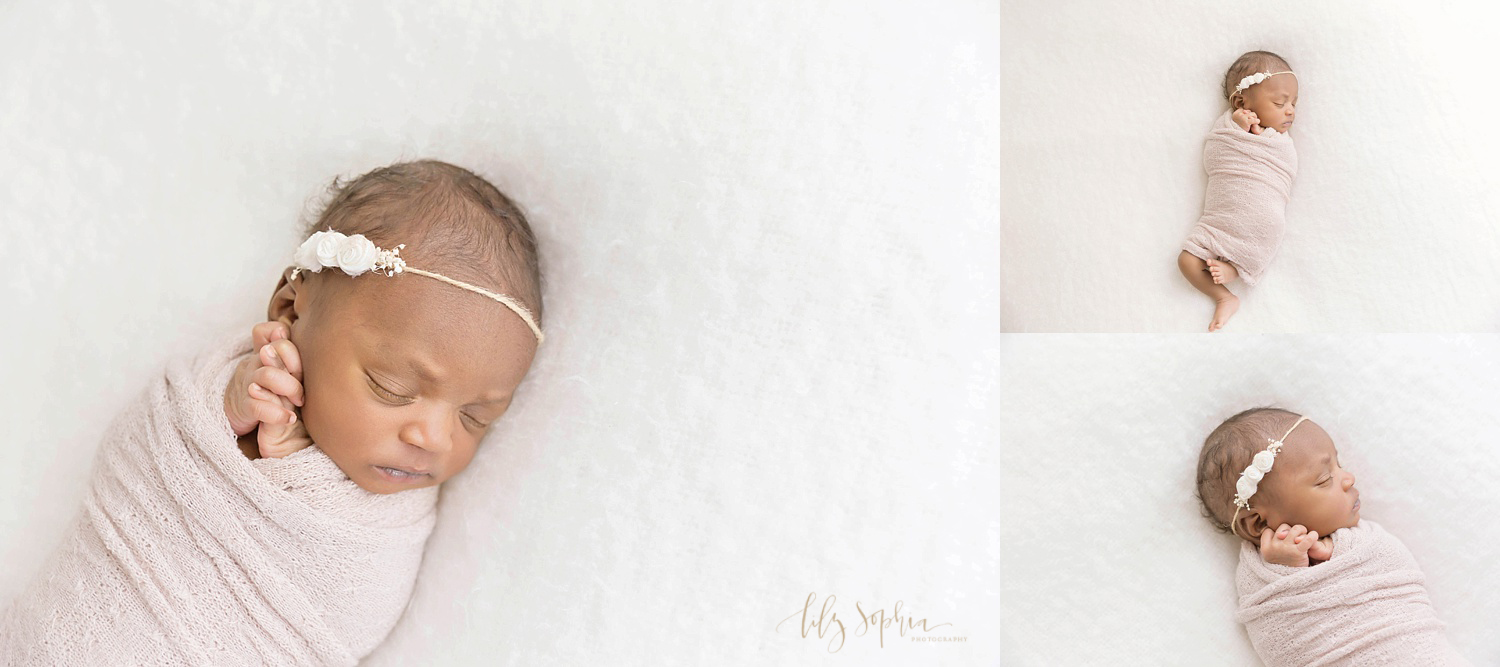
[1229,415,1308,535]
[289,228,545,345]
[1234,70,1296,98]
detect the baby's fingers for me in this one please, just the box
[1309,535,1334,561]
[252,321,290,349]
[259,341,304,389]
[251,366,305,407]
[246,389,297,425]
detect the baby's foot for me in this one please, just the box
[1206,258,1239,285]
[1209,294,1240,332]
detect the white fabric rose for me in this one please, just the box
[1237,476,1259,503]
[315,231,347,267]
[336,234,379,275]
[1252,450,1276,473]
[1242,465,1264,485]
[1237,72,1272,94]
[293,231,328,272]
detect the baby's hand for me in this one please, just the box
[1232,108,1263,135]
[1308,535,1335,563]
[223,321,312,459]
[1259,523,1322,567]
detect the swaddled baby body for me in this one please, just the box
[1178,50,1300,332]
[1194,409,1470,666]
[0,160,546,665]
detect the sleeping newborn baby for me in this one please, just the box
[1177,50,1300,332]
[224,165,544,488]
[0,160,545,665]
[1194,408,1470,666]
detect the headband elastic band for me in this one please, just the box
[288,228,545,345]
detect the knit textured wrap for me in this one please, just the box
[0,328,440,666]
[1182,108,1299,287]
[1235,520,1470,666]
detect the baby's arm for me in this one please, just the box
[1259,524,1332,567]
[1231,109,1264,135]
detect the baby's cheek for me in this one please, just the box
[297,375,337,445]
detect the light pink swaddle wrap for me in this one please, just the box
[1235,520,1470,666]
[0,328,440,666]
[1182,108,1299,287]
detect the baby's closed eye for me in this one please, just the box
[367,374,490,428]
[367,376,411,403]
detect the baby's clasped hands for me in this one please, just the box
[1232,108,1264,135]
[1260,523,1335,567]
[223,321,312,459]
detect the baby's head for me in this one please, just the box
[1222,50,1298,135]
[265,160,544,493]
[1195,408,1360,544]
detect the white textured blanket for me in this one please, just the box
[1181,109,1299,287]
[0,329,440,666]
[1235,520,1469,666]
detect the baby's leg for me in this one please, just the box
[1177,250,1240,332]
[1205,258,1240,285]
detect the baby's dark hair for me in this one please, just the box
[1195,406,1301,538]
[300,159,544,327]
[1222,50,1293,104]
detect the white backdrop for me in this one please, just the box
[999,335,1500,665]
[0,1,999,665]
[1001,2,1500,332]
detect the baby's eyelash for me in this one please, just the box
[369,378,411,402]
[370,375,488,427]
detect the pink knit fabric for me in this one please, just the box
[0,328,439,665]
[1182,108,1299,287]
[1236,520,1470,666]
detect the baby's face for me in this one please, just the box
[281,268,537,493]
[1257,420,1361,538]
[1237,73,1299,135]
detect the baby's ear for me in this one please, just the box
[1237,510,1269,542]
[267,267,303,327]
